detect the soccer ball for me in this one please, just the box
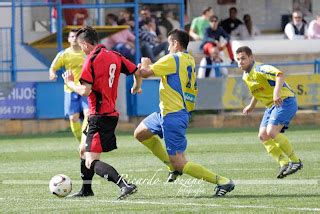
[49,174,72,197]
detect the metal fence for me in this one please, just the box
[0,27,12,82]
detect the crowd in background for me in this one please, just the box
[52,2,320,79]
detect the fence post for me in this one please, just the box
[11,0,16,82]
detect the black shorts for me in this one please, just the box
[84,115,119,153]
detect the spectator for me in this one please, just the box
[307,14,320,39]
[219,7,242,34]
[139,5,162,40]
[50,0,88,32]
[189,6,214,41]
[119,9,134,29]
[198,44,228,78]
[159,10,180,38]
[105,13,118,26]
[232,14,260,40]
[103,18,135,62]
[140,18,169,63]
[284,10,308,40]
[201,15,235,63]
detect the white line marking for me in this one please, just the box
[1,179,318,185]
[8,198,320,212]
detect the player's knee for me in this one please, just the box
[258,132,268,141]
[69,115,79,123]
[266,129,277,139]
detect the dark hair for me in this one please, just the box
[229,7,238,13]
[168,29,189,49]
[236,46,253,56]
[202,6,212,15]
[76,26,99,45]
[209,15,219,22]
[143,17,153,25]
[70,28,79,33]
[243,14,252,35]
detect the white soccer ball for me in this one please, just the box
[49,174,72,197]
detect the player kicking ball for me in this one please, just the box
[236,46,303,179]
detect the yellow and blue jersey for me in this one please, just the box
[150,52,198,116]
[243,62,295,108]
[50,47,86,93]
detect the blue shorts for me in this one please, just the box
[64,92,88,117]
[260,97,297,133]
[142,109,190,155]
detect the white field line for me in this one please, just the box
[7,198,320,212]
[1,179,319,185]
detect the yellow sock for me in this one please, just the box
[182,162,230,185]
[70,121,82,143]
[263,139,289,166]
[141,136,174,171]
[274,133,299,162]
[81,116,88,132]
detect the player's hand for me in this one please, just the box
[141,57,152,69]
[49,71,57,81]
[243,105,254,115]
[62,70,74,84]
[273,94,283,107]
[131,86,142,95]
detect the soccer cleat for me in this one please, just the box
[283,159,303,176]
[118,184,137,200]
[276,164,289,179]
[214,180,235,197]
[67,190,94,198]
[167,171,182,183]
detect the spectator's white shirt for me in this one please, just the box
[284,22,307,40]
[231,24,260,40]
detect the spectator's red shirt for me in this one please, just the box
[80,45,137,116]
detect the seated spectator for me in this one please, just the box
[119,9,134,29]
[232,14,260,40]
[159,10,180,38]
[105,13,118,26]
[103,19,135,62]
[284,10,308,40]
[198,43,228,78]
[308,14,320,39]
[139,5,163,41]
[201,15,235,63]
[189,6,214,41]
[219,7,242,34]
[140,18,168,63]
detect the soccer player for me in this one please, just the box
[134,29,235,197]
[62,26,142,199]
[49,29,88,143]
[236,46,303,178]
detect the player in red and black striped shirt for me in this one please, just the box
[62,26,142,199]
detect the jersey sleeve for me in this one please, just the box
[120,54,137,76]
[80,58,93,84]
[258,64,282,80]
[50,50,64,71]
[150,54,176,77]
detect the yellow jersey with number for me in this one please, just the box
[150,52,198,116]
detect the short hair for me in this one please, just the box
[236,46,253,56]
[76,26,99,45]
[202,6,212,15]
[209,15,219,22]
[168,29,189,49]
[229,7,238,13]
[70,28,79,34]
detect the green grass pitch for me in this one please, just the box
[0,126,319,213]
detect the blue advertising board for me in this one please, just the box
[0,82,36,119]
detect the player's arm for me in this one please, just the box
[139,57,155,78]
[49,67,58,81]
[49,51,64,81]
[273,73,285,107]
[62,70,92,96]
[131,68,143,95]
[243,96,257,115]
